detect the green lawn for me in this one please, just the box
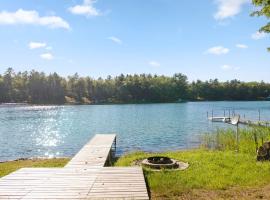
[115,150,270,198]
[115,127,270,199]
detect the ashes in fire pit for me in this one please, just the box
[141,156,189,170]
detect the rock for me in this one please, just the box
[257,142,270,161]
[263,141,270,151]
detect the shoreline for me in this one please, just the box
[0,156,71,164]
[1,99,269,107]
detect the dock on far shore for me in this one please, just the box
[208,110,270,127]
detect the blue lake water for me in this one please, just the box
[0,101,270,161]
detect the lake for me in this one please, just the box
[0,101,270,162]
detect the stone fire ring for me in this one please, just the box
[141,157,189,171]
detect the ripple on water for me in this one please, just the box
[0,102,270,161]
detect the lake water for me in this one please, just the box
[0,101,270,162]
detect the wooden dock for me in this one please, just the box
[208,116,230,123]
[209,116,270,127]
[0,134,149,200]
[238,119,270,127]
[207,109,270,127]
[66,134,117,169]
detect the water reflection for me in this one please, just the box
[0,102,269,161]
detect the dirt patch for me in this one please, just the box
[151,184,270,200]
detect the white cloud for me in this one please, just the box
[149,61,161,67]
[107,36,122,44]
[221,64,239,71]
[251,31,267,40]
[45,46,53,51]
[206,46,229,55]
[221,64,232,70]
[40,53,53,60]
[214,0,250,20]
[0,9,70,29]
[236,44,248,49]
[69,0,100,16]
[29,42,46,49]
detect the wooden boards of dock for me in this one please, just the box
[208,116,231,123]
[66,134,116,169]
[88,167,149,199]
[0,134,149,200]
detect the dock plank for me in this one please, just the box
[87,167,149,199]
[0,134,149,200]
[65,134,116,169]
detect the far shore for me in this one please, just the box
[1,99,269,107]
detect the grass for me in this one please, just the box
[115,127,270,199]
[202,126,270,155]
[0,158,70,178]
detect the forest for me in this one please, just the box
[0,68,270,104]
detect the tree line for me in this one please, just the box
[0,68,270,104]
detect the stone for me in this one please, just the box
[257,141,270,161]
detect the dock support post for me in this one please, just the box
[109,137,116,165]
[114,137,116,157]
[236,124,239,152]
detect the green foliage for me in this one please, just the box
[252,0,270,50]
[252,0,270,20]
[190,79,270,101]
[0,68,190,104]
[0,68,270,104]
[0,158,69,178]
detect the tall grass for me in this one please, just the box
[202,126,270,155]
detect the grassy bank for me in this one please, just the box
[0,158,70,178]
[115,127,270,199]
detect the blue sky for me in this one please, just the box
[0,0,269,82]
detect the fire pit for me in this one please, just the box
[141,156,188,170]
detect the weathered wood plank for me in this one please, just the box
[65,134,116,169]
[87,167,149,199]
[0,134,149,199]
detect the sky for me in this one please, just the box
[0,0,269,82]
